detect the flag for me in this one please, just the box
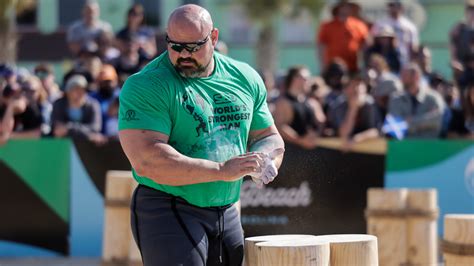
[382,114,408,140]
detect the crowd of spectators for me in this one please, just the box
[0,0,473,150]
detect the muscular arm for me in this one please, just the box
[248,125,285,168]
[119,129,260,186]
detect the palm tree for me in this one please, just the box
[0,0,35,64]
[237,0,325,72]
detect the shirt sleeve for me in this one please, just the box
[249,69,274,131]
[118,74,172,135]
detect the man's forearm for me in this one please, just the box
[134,142,222,186]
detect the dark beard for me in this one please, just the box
[174,58,212,78]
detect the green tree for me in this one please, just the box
[0,0,35,64]
[237,0,324,72]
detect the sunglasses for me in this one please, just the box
[166,32,212,53]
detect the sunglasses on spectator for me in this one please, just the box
[166,32,212,53]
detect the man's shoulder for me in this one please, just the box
[215,53,259,81]
[68,20,84,32]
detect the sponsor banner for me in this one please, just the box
[385,140,474,235]
[0,139,385,256]
[241,143,385,237]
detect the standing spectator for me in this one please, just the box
[450,0,474,89]
[67,0,113,55]
[34,63,62,103]
[388,63,445,138]
[365,24,401,73]
[317,0,369,73]
[462,83,474,137]
[273,66,324,149]
[51,75,105,144]
[373,0,419,66]
[328,76,380,151]
[414,45,433,84]
[90,64,120,135]
[116,4,157,60]
[21,75,52,136]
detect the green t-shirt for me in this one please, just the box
[118,51,274,207]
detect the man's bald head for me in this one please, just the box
[167,4,213,40]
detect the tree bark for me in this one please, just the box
[256,22,278,73]
[0,3,17,64]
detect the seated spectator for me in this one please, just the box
[328,76,380,151]
[21,75,52,135]
[317,0,368,73]
[105,97,119,138]
[413,45,434,86]
[366,54,402,123]
[365,24,401,73]
[63,44,103,91]
[0,64,17,86]
[111,35,147,85]
[309,76,330,108]
[98,31,121,64]
[51,75,105,144]
[90,64,120,135]
[67,0,113,55]
[0,79,44,144]
[322,58,349,112]
[273,66,325,149]
[34,63,62,103]
[388,63,446,138]
[116,4,157,60]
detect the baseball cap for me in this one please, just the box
[97,64,118,82]
[64,75,88,91]
[374,24,395,38]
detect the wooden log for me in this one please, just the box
[315,234,378,266]
[366,188,407,266]
[244,235,317,266]
[406,189,438,265]
[255,238,329,266]
[102,171,139,265]
[443,214,474,266]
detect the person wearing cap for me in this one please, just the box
[90,64,120,135]
[317,0,369,73]
[365,24,401,73]
[450,0,474,90]
[372,0,419,66]
[67,0,113,55]
[51,75,105,144]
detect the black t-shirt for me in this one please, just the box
[0,103,43,131]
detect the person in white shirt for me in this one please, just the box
[372,0,419,66]
[67,0,113,56]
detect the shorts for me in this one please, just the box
[130,184,244,266]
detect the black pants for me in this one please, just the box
[131,185,244,266]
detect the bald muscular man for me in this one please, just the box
[118,4,285,266]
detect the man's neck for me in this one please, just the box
[201,57,215,78]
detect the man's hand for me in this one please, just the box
[248,149,284,188]
[54,123,68,137]
[219,153,265,182]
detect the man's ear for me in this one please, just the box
[211,28,219,46]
